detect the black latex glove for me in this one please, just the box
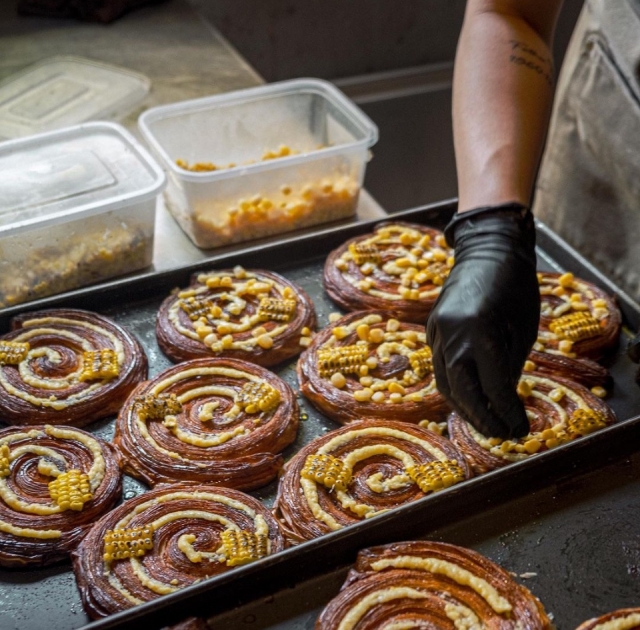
[426,204,540,439]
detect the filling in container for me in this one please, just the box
[139,79,379,248]
[0,121,166,308]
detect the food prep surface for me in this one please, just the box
[0,204,639,630]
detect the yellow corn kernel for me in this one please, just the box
[523,439,542,454]
[299,336,312,347]
[235,381,281,414]
[331,372,347,389]
[432,250,447,263]
[349,242,381,266]
[257,335,274,349]
[517,380,533,398]
[386,319,400,333]
[409,347,433,378]
[435,234,447,247]
[388,382,406,395]
[134,393,183,422]
[558,339,574,354]
[389,392,403,403]
[302,453,351,492]
[558,272,575,288]
[356,324,370,340]
[407,460,465,493]
[49,470,92,511]
[220,276,233,287]
[79,349,119,381]
[500,441,515,453]
[567,408,607,436]
[549,388,566,402]
[371,391,385,403]
[220,529,268,567]
[205,276,221,289]
[395,257,412,269]
[0,341,30,365]
[549,312,602,342]
[258,297,297,322]
[524,360,536,372]
[399,231,416,246]
[318,346,366,378]
[0,444,10,477]
[569,292,582,302]
[551,286,566,297]
[592,298,608,309]
[545,438,560,449]
[222,334,234,349]
[353,388,373,402]
[360,263,374,275]
[591,386,607,398]
[570,301,589,311]
[179,296,216,322]
[332,326,349,340]
[418,234,431,248]
[103,526,154,563]
[358,280,373,292]
[368,328,385,344]
[329,312,342,323]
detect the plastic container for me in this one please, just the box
[0,122,166,309]
[0,56,150,140]
[138,79,379,248]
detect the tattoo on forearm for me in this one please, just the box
[509,40,554,87]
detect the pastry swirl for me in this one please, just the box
[449,373,617,474]
[114,358,298,490]
[316,540,551,629]
[156,267,316,367]
[324,222,454,322]
[0,424,121,568]
[576,608,640,630]
[273,419,471,543]
[0,309,147,427]
[297,311,448,424]
[72,484,286,619]
[536,272,621,360]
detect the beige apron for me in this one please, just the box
[533,0,640,302]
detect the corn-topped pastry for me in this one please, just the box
[73,484,286,619]
[0,309,147,427]
[316,541,552,629]
[273,419,471,543]
[323,222,455,322]
[448,372,616,474]
[114,358,298,490]
[156,267,316,367]
[575,607,640,630]
[297,310,449,424]
[0,424,122,568]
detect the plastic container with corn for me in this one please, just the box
[139,79,379,249]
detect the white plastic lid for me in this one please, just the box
[0,56,150,139]
[0,121,166,236]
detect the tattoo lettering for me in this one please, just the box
[508,40,554,87]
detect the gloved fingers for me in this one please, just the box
[446,355,512,438]
[429,333,452,402]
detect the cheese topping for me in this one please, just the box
[370,556,511,614]
[592,614,640,630]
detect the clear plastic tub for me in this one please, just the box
[0,122,166,308]
[0,56,150,140]
[138,78,379,248]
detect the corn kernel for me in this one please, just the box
[356,324,370,340]
[332,326,349,340]
[220,529,268,567]
[551,286,566,297]
[257,335,274,349]
[354,388,373,402]
[517,380,533,398]
[0,341,30,365]
[558,272,575,288]
[222,335,234,349]
[49,470,92,511]
[407,460,465,493]
[591,386,607,398]
[79,349,119,382]
[371,391,385,403]
[368,328,385,344]
[570,301,589,311]
[388,382,406,395]
[592,298,608,309]
[329,312,342,322]
[389,392,403,403]
[103,526,154,563]
[558,340,574,354]
[524,360,536,372]
[545,438,559,449]
[523,439,541,454]
[331,373,347,389]
[549,388,565,402]
[399,232,415,246]
[236,381,280,414]
[302,454,351,491]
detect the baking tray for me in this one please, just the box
[1,200,639,630]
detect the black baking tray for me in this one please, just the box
[1,200,639,630]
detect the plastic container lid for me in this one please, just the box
[0,121,166,236]
[0,56,150,140]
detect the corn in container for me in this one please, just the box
[138,79,379,248]
[0,122,166,309]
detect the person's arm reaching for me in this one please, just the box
[426,0,564,438]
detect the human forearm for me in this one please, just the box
[453,0,563,212]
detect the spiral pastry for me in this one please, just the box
[323,222,454,322]
[114,358,298,490]
[273,419,471,543]
[0,309,147,427]
[536,272,621,360]
[576,608,640,630]
[297,311,448,424]
[525,350,609,389]
[156,267,316,366]
[449,373,617,475]
[72,484,286,619]
[0,424,122,568]
[316,541,551,629]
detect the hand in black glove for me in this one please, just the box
[426,204,540,439]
